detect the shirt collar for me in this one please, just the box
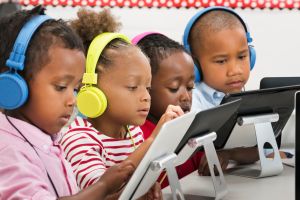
[0,112,59,151]
[200,82,225,106]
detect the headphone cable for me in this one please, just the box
[5,114,60,198]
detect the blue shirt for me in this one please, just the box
[191,82,225,112]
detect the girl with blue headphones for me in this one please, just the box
[60,9,183,199]
[0,6,136,199]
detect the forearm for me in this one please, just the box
[125,137,154,167]
[59,180,108,200]
[225,146,259,164]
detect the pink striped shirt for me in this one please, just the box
[61,117,145,189]
[0,112,78,200]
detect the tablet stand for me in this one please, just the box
[229,113,283,178]
[174,132,228,200]
[151,153,185,200]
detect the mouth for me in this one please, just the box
[60,114,71,125]
[226,80,244,89]
[180,105,191,113]
[138,108,150,116]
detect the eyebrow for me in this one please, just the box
[165,75,195,83]
[212,49,249,59]
[238,49,249,54]
[53,74,77,82]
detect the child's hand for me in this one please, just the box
[198,150,230,176]
[152,105,184,138]
[138,182,162,200]
[100,160,135,195]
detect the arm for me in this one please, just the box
[198,146,259,176]
[61,133,107,190]
[0,143,135,200]
[124,105,184,168]
[61,160,135,200]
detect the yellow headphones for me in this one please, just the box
[77,32,131,118]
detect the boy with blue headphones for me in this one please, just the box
[183,6,260,175]
[183,6,256,111]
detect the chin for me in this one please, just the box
[227,88,243,94]
[134,119,147,126]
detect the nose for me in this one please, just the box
[66,90,76,107]
[227,60,243,77]
[179,88,191,103]
[141,88,151,103]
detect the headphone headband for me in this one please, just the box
[183,6,252,53]
[6,15,52,71]
[0,14,52,109]
[83,32,131,85]
[131,31,162,45]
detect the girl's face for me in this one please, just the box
[19,45,85,134]
[98,47,151,126]
[150,51,195,120]
[195,27,250,94]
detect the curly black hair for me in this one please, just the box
[0,6,84,81]
[136,33,189,75]
[70,8,140,74]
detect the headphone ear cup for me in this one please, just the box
[194,65,201,82]
[77,86,107,118]
[0,72,28,109]
[193,58,202,82]
[249,45,256,71]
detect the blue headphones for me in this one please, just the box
[183,6,256,82]
[0,15,52,110]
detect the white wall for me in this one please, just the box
[39,6,300,89]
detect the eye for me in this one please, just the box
[146,87,151,92]
[168,88,179,93]
[238,55,247,60]
[74,87,79,94]
[215,59,226,64]
[187,86,195,91]
[55,85,67,92]
[127,86,138,91]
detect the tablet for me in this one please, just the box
[221,85,300,148]
[175,99,241,152]
[260,77,300,89]
[119,111,197,200]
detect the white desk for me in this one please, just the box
[163,165,294,200]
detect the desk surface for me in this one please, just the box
[163,165,294,200]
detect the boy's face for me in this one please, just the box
[195,27,250,93]
[98,48,151,126]
[150,51,194,120]
[20,46,85,134]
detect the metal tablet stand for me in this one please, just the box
[132,153,184,200]
[132,132,226,200]
[174,132,228,200]
[229,113,283,178]
[131,132,227,200]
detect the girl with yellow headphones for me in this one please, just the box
[60,9,184,199]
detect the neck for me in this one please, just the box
[89,116,126,139]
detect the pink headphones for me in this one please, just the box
[131,31,163,45]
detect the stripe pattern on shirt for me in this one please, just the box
[60,117,144,189]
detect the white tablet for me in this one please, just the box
[119,111,197,200]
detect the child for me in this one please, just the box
[60,9,183,199]
[0,6,136,200]
[132,32,207,187]
[183,6,286,175]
